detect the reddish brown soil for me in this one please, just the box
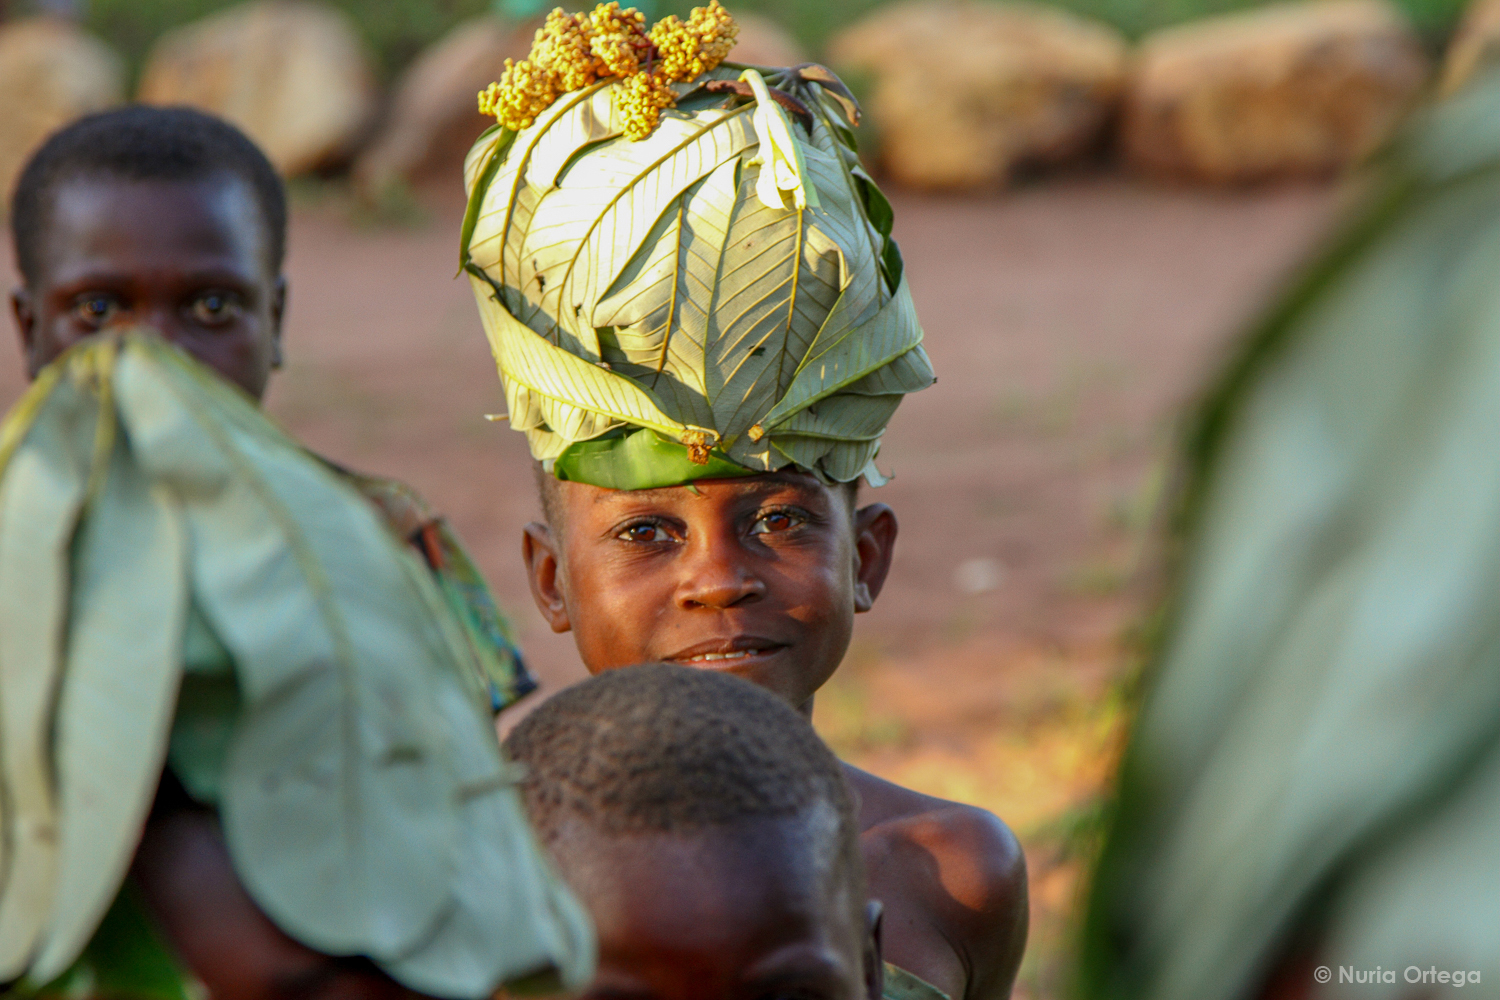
[0,174,1340,997]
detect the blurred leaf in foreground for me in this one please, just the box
[1080,71,1500,1000]
[0,332,594,998]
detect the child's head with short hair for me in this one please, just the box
[10,105,287,399]
[462,50,926,712]
[504,663,884,999]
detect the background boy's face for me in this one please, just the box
[11,174,285,400]
[524,472,898,710]
[548,813,882,1000]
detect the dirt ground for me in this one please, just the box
[0,174,1339,998]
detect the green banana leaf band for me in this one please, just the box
[0,333,592,998]
[459,27,935,491]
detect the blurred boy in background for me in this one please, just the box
[9,104,535,712]
[1,105,585,998]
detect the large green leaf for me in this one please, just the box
[19,882,195,1000]
[31,413,188,984]
[553,427,751,490]
[0,372,94,979]
[166,602,240,805]
[1080,74,1500,1000]
[114,341,461,960]
[458,123,510,274]
[384,667,594,997]
[0,333,594,996]
[460,66,932,486]
[470,273,689,443]
[760,274,925,431]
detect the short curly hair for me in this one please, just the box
[504,663,864,904]
[10,105,286,286]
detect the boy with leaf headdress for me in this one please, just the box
[1,107,589,998]
[460,7,1027,998]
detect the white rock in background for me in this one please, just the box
[1123,0,1428,183]
[729,12,808,68]
[0,18,123,210]
[137,1,376,176]
[354,16,535,194]
[1440,0,1500,94]
[829,0,1128,190]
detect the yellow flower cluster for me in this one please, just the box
[539,9,604,91]
[619,71,677,140]
[650,0,739,82]
[477,57,556,130]
[477,1,740,139]
[589,2,650,76]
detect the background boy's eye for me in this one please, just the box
[73,294,121,327]
[617,522,670,543]
[189,291,243,325]
[750,511,802,534]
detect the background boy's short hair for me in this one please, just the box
[504,663,863,894]
[10,104,287,284]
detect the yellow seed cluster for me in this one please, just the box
[589,2,650,76]
[535,9,603,92]
[485,56,559,131]
[650,0,739,82]
[477,81,500,117]
[477,1,739,140]
[619,71,678,140]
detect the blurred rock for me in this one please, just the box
[828,0,1127,190]
[0,18,123,208]
[355,16,534,195]
[730,12,808,68]
[1123,0,1427,183]
[137,1,376,176]
[1440,0,1500,94]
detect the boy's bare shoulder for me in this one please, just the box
[844,764,1028,1000]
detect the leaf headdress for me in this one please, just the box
[460,2,934,490]
[0,333,593,997]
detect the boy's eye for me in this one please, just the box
[188,291,243,325]
[750,510,803,535]
[617,522,671,543]
[72,294,122,327]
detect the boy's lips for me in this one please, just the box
[664,637,789,664]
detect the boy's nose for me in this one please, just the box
[675,540,766,610]
[108,305,176,339]
[676,571,765,609]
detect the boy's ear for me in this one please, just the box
[12,288,38,377]
[863,899,885,1000]
[269,275,287,369]
[523,521,572,634]
[852,503,898,613]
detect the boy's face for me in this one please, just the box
[12,174,285,401]
[548,813,883,1000]
[523,472,898,710]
